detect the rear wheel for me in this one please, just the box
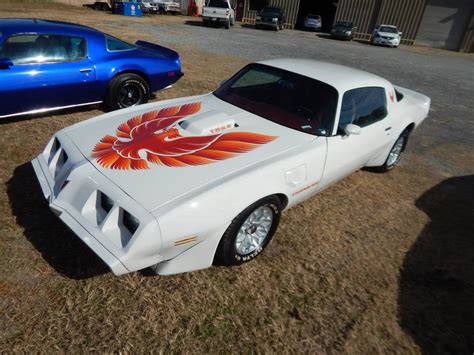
[214,196,282,266]
[105,73,150,111]
[225,19,230,29]
[376,132,408,172]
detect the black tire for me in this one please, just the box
[376,131,409,172]
[101,3,108,11]
[94,3,101,11]
[214,196,282,266]
[225,19,230,29]
[105,73,149,111]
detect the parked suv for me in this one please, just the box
[330,20,356,40]
[303,14,322,31]
[256,6,285,31]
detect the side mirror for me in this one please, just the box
[344,124,361,136]
[0,57,13,68]
[399,32,403,36]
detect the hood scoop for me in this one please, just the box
[179,110,235,135]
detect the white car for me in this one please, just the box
[32,59,430,276]
[372,24,402,47]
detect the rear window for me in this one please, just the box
[207,0,229,8]
[105,34,135,51]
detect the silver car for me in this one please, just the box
[303,14,322,31]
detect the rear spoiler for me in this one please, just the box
[135,40,179,61]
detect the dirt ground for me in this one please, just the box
[0,3,473,353]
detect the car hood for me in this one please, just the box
[377,31,399,38]
[63,94,315,212]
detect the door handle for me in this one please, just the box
[79,68,92,73]
[384,126,392,132]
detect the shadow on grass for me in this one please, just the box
[398,175,474,354]
[7,162,109,279]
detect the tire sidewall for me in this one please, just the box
[215,196,282,266]
[385,134,407,170]
[107,74,149,111]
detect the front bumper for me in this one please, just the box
[256,20,278,29]
[373,37,400,46]
[303,23,321,30]
[31,134,163,275]
[331,31,351,39]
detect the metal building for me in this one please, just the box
[239,0,473,52]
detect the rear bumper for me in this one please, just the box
[203,16,228,23]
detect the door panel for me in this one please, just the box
[323,119,391,185]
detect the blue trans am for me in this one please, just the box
[0,19,183,119]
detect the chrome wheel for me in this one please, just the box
[235,206,273,255]
[387,136,404,166]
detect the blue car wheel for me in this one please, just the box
[106,73,150,111]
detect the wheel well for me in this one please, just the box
[402,123,415,151]
[112,70,150,87]
[275,193,289,210]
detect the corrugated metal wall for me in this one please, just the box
[242,0,300,29]
[334,0,377,35]
[335,0,426,44]
[460,13,474,53]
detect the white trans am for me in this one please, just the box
[32,59,430,276]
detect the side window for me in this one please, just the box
[105,34,135,51]
[338,87,387,132]
[0,34,86,65]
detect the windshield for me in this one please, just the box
[379,26,398,33]
[335,21,352,28]
[207,0,229,8]
[261,6,280,15]
[307,15,320,20]
[214,64,338,136]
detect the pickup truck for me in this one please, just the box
[157,0,180,14]
[142,0,159,14]
[202,0,235,29]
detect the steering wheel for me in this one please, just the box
[295,105,322,126]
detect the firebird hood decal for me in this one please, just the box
[91,102,277,170]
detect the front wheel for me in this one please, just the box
[105,73,150,111]
[214,196,282,266]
